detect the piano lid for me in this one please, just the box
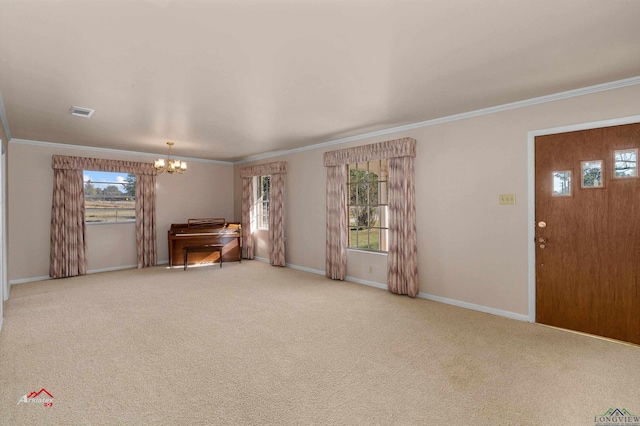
[188,218,225,228]
[169,219,241,235]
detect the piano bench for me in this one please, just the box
[183,244,224,270]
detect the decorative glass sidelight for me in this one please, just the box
[552,170,572,196]
[581,160,604,188]
[613,149,638,178]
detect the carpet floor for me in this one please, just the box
[0,261,638,425]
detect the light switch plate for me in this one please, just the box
[499,194,516,205]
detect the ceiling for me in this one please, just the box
[1,0,639,162]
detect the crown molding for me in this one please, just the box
[8,138,234,165]
[234,75,640,165]
[4,76,639,165]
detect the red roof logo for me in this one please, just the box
[26,388,54,399]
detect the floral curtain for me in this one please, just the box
[135,174,157,268]
[241,176,255,260]
[240,162,287,264]
[387,155,418,297]
[50,168,86,278]
[50,155,157,278]
[323,138,418,296]
[268,173,286,266]
[325,165,347,279]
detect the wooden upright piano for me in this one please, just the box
[168,218,242,268]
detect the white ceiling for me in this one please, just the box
[1,0,639,162]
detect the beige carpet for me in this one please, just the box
[0,261,638,425]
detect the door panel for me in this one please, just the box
[535,123,640,345]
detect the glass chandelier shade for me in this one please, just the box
[154,142,187,174]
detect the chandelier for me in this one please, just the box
[154,142,187,174]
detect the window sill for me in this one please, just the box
[86,221,135,226]
[347,248,388,256]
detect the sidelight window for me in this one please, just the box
[255,175,270,229]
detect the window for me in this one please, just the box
[84,171,136,223]
[613,149,638,178]
[347,160,388,251]
[581,160,604,188]
[255,175,270,229]
[552,170,572,197]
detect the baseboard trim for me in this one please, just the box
[9,263,141,285]
[345,276,387,290]
[251,257,326,276]
[278,261,529,322]
[9,275,50,285]
[343,276,528,322]
[417,292,530,322]
[285,262,325,276]
[0,315,3,333]
[87,264,137,274]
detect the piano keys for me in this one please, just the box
[168,218,242,268]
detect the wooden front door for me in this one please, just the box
[535,122,640,345]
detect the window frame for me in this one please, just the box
[83,170,136,224]
[347,160,389,252]
[613,148,638,179]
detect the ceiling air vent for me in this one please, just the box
[69,106,95,118]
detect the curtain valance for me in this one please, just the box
[323,137,416,167]
[52,155,157,175]
[240,161,287,178]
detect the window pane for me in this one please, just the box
[367,178,379,206]
[349,206,365,229]
[581,160,603,188]
[349,184,358,204]
[552,171,571,196]
[367,228,381,251]
[256,175,271,229]
[262,176,270,200]
[350,227,370,249]
[371,206,386,227]
[84,171,135,223]
[349,165,366,183]
[350,183,364,205]
[614,149,637,178]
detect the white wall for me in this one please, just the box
[234,83,640,319]
[8,141,234,282]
